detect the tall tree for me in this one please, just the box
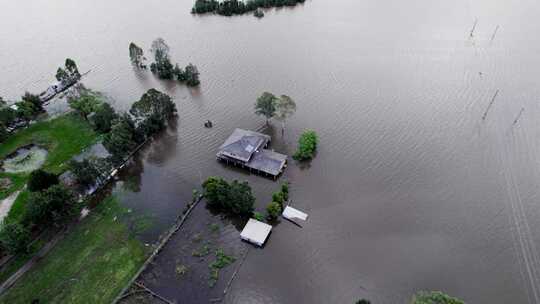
[184,63,200,86]
[274,95,296,135]
[130,89,176,137]
[68,92,101,120]
[103,114,138,163]
[129,42,145,68]
[91,102,117,133]
[255,92,277,124]
[150,38,174,79]
[65,58,80,78]
[21,92,43,111]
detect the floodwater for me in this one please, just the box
[2,0,540,303]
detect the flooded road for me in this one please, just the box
[2,0,540,303]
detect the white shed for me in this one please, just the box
[282,206,308,221]
[240,219,272,247]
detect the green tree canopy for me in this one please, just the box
[150,38,175,79]
[103,114,138,164]
[68,92,101,120]
[27,169,59,192]
[22,91,43,111]
[202,177,255,216]
[0,222,31,254]
[255,92,278,124]
[130,89,177,137]
[129,42,145,68]
[184,63,200,86]
[293,130,318,161]
[266,201,282,220]
[23,185,77,228]
[91,102,117,134]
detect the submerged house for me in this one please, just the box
[217,128,287,179]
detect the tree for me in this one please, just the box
[281,182,289,201]
[91,102,117,133]
[293,130,318,161]
[130,89,177,137]
[272,191,285,207]
[202,177,255,216]
[65,58,80,78]
[184,63,200,86]
[103,114,138,163]
[15,101,39,124]
[202,177,231,207]
[150,38,175,79]
[0,106,16,127]
[70,159,101,189]
[23,185,77,228]
[21,92,43,112]
[0,96,5,107]
[356,300,371,304]
[27,169,59,192]
[274,95,296,134]
[411,291,465,304]
[0,222,31,254]
[68,92,101,120]
[255,92,277,124]
[266,201,282,220]
[56,58,80,85]
[129,42,145,68]
[226,180,255,215]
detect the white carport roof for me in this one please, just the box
[240,219,272,247]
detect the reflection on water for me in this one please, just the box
[3,0,540,303]
[2,145,48,173]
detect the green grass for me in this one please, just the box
[0,113,98,220]
[0,196,147,304]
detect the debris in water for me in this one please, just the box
[204,120,213,128]
[469,19,478,38]
[482,90,500,121]
[490,25,500,42]
[512,107,525,126]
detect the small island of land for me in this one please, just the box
[192,0,306,16]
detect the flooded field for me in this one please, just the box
[2,0,540,303]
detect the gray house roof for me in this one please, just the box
[218,129,270,163]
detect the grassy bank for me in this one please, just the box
[0,196,147,304]
[0,113,98,218]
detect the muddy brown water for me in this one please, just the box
[2,0,540,303]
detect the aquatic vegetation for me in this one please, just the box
[192,244,211,257]
[207,248,235,287]
[175,264,189,276]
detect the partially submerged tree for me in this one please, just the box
[129,42,145,68]
[130,89,177,137]
[56,58,81,85]
[255,92,278,124]
[184,63,200,86]
[150,38,175,79]
[266,201,282,220]
[202,177,255,216]
[293,130,318,161]
[70,159,102,189]
[274,95,296,134]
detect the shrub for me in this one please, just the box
[266,202,282,220]
[281,182,289,201]
[253,212,265,222]
[27,169,59,192]
[272,191,285,206]
[0,221,31,254]
[293,130,318,161]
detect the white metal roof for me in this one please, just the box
[282,206,308,221]
[240,219,272,247]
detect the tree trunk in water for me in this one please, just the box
[281,121,285,137]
